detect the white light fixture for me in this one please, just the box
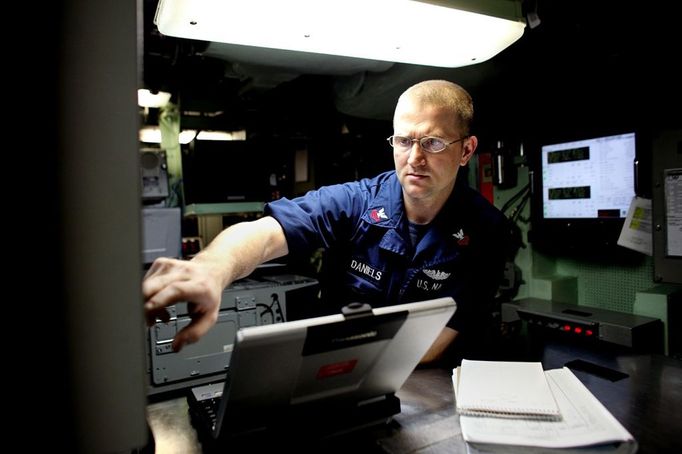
[139,126,197,144]
[196,130,247,141]
[154,0,526,68]
[179,129,198,144]
[139,126,162,143]
[137,89,172,108]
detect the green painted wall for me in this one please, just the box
[493,166,668,313]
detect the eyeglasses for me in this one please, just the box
[386,135,469,154]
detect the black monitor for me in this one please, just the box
[529,131,640,257]
[182,139,273,204]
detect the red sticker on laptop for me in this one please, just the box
[316,359,358,379]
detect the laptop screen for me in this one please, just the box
[211,297,456,438]
[294,309,407,404]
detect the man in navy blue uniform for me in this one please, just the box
[144,80,509,365]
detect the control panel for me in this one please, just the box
[503,298,663,352]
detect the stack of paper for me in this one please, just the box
[455,360,560,420]
[453,362,636,453]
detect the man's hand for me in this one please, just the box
[142,216,289,352]
[143,256,224,352]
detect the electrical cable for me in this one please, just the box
[501,183,530,214]
[257,293,284,323]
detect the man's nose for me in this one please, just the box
[407,142,427,166]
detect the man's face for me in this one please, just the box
[393,98,475,206]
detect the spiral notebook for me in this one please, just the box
[454,360,561,421]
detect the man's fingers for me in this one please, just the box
[143,256,178,279]
[171,314,215,352]
[141,258,221,351]
[145,306,171,327]
[143,269,184,301]
[144,279,194,314]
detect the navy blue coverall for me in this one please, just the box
[265,170,509,361]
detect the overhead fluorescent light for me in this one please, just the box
[139,127,162,144]
[139,127,197,144]
[154,0,526,68]
[137,89,172,108]
[179,130,198,143]
[196,130,247,141]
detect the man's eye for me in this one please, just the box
[395,137,412,147]
[422,138,443,149]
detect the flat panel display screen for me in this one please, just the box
[530,131,642,257]
[541,132,636,220]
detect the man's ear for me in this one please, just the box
[459,135,478,166]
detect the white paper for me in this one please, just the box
[664,169,682,257]
[455,360,560,420]
[454,367,636,451]
[617,196,652,255]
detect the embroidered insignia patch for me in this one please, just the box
[452,228,470,246]
[369,207,388,222]
[423,269,451,280]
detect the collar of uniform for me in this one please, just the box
[360,171,404,228]
[379,228,410,255]
[432,182,479,251]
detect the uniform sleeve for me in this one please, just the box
[264,183,368,259]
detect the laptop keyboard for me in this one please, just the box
[199,396,221,431]
[188,381,225,434]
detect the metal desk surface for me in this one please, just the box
[146,368,466,453]
[536,342,682,454]
[147,343,682,453]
